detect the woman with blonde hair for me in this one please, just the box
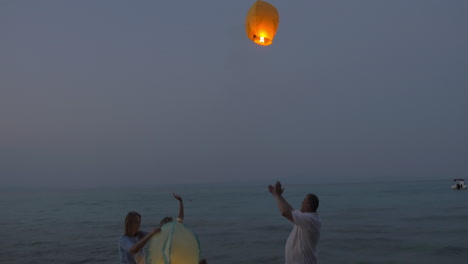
[118,211,161,264]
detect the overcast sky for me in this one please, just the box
[1,0,467,188]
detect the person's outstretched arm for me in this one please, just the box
[173,193,184,222]
[268,181,294,223]
[129,227,161,254]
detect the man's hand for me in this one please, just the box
[275,181,284,196]
[173,192,182,201]
[269,180,294,222]
[268,184,276,196]
[269,181,284,196]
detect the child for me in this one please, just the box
[160,193,184,226]
[158,193,207,264]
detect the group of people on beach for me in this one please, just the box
[118,181,321,264]
[119,193,206,264]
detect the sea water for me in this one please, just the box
[1,180,467,264]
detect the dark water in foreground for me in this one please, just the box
[1,180,467,264]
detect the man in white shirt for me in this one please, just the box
[268,181,321,264]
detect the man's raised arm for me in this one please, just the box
[268,181,294,223]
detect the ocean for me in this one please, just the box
[1,180,467,264]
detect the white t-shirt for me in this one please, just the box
[285,210,321,264]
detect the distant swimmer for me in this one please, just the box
[268,181,321,264]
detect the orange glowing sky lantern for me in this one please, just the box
[245,0,280,46]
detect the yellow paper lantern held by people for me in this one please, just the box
[245,0,280,46]
[146,221,201,264]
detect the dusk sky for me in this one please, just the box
[1,0,467,188]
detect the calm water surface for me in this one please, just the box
[1,180,467,264]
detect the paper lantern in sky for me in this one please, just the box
[245,0,280,46]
